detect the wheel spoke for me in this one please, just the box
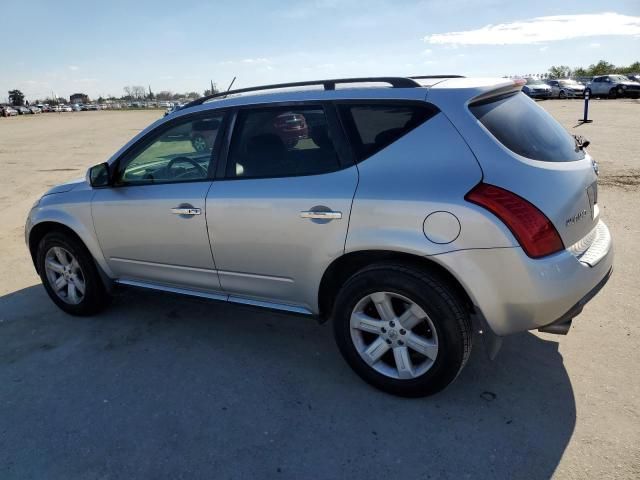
[67,282,79,303]
[397,303,425,330]
[393,346,414,379]
[370,292,395,322]
[362,337,390,366]
[73,276,86,295]
[350,311,385,334]
[45,259,65,274]
[53,276,67,291]
[405,332,438,360]
[53,247,70,265]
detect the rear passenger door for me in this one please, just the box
[205,103,357,311]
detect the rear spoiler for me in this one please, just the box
[469,79,526,106]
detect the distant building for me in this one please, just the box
[70,93,89,104]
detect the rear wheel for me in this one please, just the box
[609,88,618,99]
[37,232,109,315]
[332,263,472,397]
[191,134,208,152]
[559,90,567,99]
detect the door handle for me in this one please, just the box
[300,210,342,220]
[171,207,201,215]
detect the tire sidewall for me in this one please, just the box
[37,232,106,315]
[333,266,469,396]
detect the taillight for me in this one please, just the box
[465,183,564,258]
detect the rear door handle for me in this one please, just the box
[171,207,201,216]
[300,210,342,220]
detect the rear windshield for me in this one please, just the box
[470,92,584,162]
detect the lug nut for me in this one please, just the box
[398,340,404,346]
[399,329,406,335]
[381,327,387,333]
[389,321,395,327]
[385,339,392,345]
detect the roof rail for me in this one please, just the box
[183,76,423,108]
[409,75,466,79]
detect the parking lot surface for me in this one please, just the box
[1,103,639,479]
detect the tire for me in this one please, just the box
[609,88,617,99]
[332,263,472,397]
[191,134,208,152]
[36,232,109,316]
[559,90,567,99]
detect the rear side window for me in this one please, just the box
[226,106,341,178]
[338,103,438,162]
[470,93,584,162]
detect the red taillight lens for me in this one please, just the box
[465,183,564,258]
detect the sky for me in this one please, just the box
[1,0,639,102]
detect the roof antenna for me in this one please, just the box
[226,76,236,92]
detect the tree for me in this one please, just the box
[572,67,588,78]
[8,89,25,106]
[186,91,200,99]
[123,86,133,100]
[587,60,615,76]
[131,86,146,99]
[548,65,571,79]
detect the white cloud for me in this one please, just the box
[68,65,79,71]
[425,12,640,45]
[589,42,601,48]
[422,48,433,56]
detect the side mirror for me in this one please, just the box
[87,162,111,187]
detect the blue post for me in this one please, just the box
[579,90,593,123]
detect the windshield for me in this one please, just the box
[559,80,579,86]
[470,92,585,162]
[525,78,544,85]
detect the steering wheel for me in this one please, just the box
[166,156,208,179]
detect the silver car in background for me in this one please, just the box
[546,79,585,98]
[25,76,613,396]
[521,78,552,99]
[585,75,640,99]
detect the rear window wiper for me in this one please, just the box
[573,135,590,151]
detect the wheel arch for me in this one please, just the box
[28,221,114,290]
[317,249,476,323]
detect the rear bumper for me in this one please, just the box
[538,266,612,334]
[434,220,613,336]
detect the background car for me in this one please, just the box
[585,75,640,99]
[546,79,585,99]
[521,78,552,99]
[72,104,82,112]
[1,106,18,116]
[14,106,30,115]
[28,106,42,114]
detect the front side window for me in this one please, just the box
[338,103,438,162]
[118,114,224,185]
[226,106,341,178]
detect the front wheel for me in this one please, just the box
[37,232,109,315]
[332,263,472,397]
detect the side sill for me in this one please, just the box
[114,279,313,317]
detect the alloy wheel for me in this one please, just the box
[44,246,86,304]
[350,291,439,380]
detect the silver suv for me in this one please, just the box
[25,76,613,396]
[585,74,640,99]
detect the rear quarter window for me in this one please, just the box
[470,92,584,162]
[338,103,438,162]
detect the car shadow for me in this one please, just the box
[0,285,575,479]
